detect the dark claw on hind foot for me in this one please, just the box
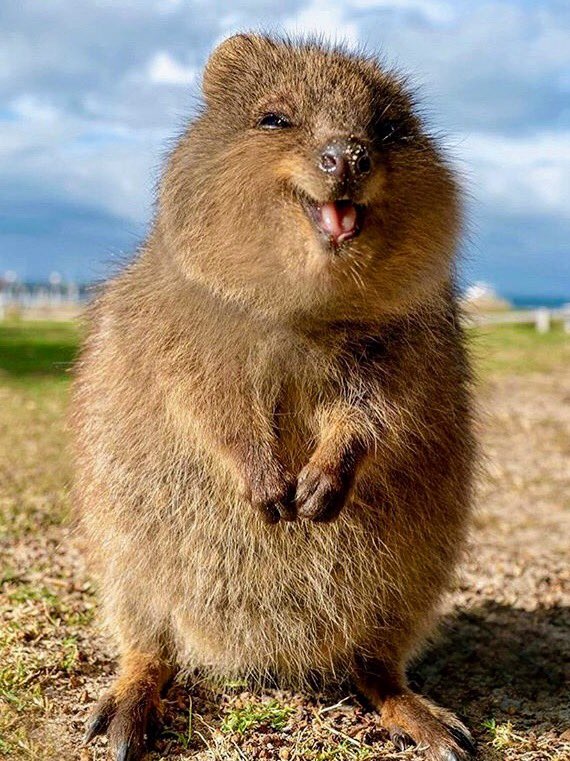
[447,725,476,756]
[84,694,115,744]
[84,714,106,745]
[389,728,415,751]
[109,710,152,761]
[83,691,155,761]
[116,738,145,761]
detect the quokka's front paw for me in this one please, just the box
[247,471,296,524]
[295,463,352,523]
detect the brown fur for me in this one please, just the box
[73,35,475,760]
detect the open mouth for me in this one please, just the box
[300,197,364,248]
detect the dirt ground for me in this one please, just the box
[0,325,569,761]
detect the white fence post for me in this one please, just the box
[535,308,550,334]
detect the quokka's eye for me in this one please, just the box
[258,112,292,130]
[375,119,413,145]
[377,120,400,142]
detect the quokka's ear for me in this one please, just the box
[202,33,277,104]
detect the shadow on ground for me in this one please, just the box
[413,601,570,734]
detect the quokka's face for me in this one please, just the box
[162,35,461,320]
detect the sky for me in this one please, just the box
[0,0,569,299]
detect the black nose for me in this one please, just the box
[318,138,371,182]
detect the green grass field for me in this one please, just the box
[1,318,569,387]
[0,321,78,387]
[0,319,569,760]
[471,321,570,376]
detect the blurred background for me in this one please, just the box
[1,0,569,307]
[0,3,568,761]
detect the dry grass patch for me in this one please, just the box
[0,320,569,760]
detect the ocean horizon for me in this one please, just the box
[507,295,570,309]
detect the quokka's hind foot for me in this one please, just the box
[84,651,172,761]
[380,691,474,760]
[356,661,475,761]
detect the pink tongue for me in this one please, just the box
[319,202,357,240]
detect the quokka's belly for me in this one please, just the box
[167,495,399,682]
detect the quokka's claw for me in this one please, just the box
[83,693,115,744]
[446,724,476,756]
[389,728,415,751]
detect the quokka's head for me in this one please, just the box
[159,34,461,322]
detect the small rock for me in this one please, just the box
[499,697,521,713]
[560,728,570,742]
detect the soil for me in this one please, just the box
[1,364,568,761]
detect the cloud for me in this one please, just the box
[146,52,198,85]
[0,0,569,295]
[9,94,61,123]
[464,130,570,217]
[284,0,359,47]
[0,94,163,224]
[282,0,455,51]
[352,0,454,24]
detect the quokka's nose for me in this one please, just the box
[318,138,372,182]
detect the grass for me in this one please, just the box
[0,318,568,388]
[299,743,374,761]
[0,573,95,759]
[482,718,522,749]
[472,321,570,376]
[0,320,79,386]
[220,699,295,734]
[0,320,85,758]
[0,317,568,760]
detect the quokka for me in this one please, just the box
[73,34,476,761]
